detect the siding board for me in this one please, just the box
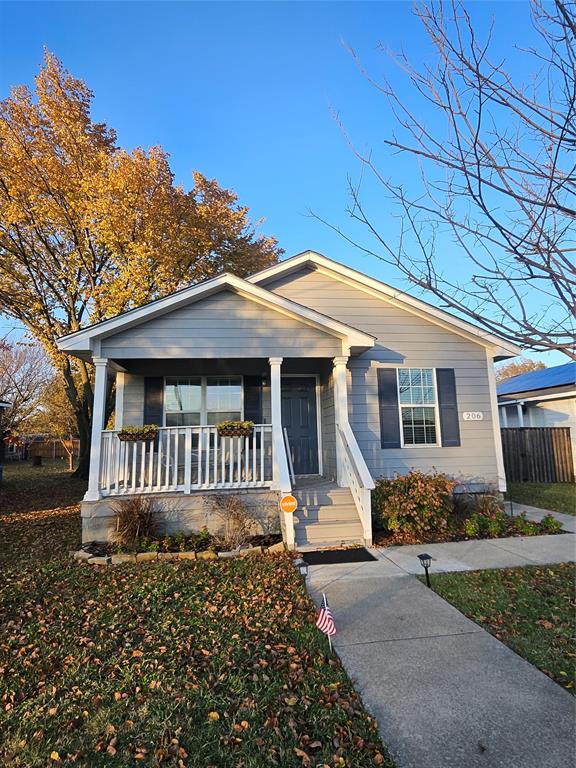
[101,290,340,359]
[267,267,499,486]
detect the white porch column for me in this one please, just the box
[85,357,109,502]
[333,355,349,486]
[516,402,525,428]
[114,372,125,430]
[269,357,283,486]
[500,406,508,427]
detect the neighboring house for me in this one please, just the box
[498,362,576,472]
[56,251,519,547]
[0,400,11,485]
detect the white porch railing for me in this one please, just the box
[338,423,375,543]
[99,425,273,496]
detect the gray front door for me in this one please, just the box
[281,377,319,475]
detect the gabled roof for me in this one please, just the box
[57,271,376,360]
[248,251,521,358]
[497,362,576,396]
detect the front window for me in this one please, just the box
[398,368,437,445]
[206,376,242,424]
[164,376,242,426]
[165,378,201,426]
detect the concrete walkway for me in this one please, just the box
[505,500,575,533]
[378,532,576,574]
[307,538,576,768]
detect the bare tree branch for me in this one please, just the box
[327,0,576,358]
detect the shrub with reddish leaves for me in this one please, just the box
[372,470,456,539]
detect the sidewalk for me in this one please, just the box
[378,532,576,575]
[504,500,575,533]
[307,538,576,768]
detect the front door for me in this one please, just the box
[281,377,319,475]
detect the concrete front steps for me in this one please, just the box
[293,477,364,548]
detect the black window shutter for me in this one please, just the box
[144,377,164,426]
[243,375,263,423]
[436,368,460,447]
[377,368,401,449]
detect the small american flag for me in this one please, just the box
[316,593,336,638]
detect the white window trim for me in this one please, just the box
[163,375,245,427]
[396,367,441,448]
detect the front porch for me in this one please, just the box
[56,273,378,548]
[83,355,374,548]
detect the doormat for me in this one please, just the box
[302,548,377,565]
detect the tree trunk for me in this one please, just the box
[60,359,93,479]
[72,396,92,479]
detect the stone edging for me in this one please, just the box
[72,541,286,565]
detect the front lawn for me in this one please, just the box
[0,461,394,767]
[0,460,85,566]
[1,459,87,515]
[507,482,575,516]
[426,564,575,693]
[0,557,391,767]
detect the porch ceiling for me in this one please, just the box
[114,357,335,376]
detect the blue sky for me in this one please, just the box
[0,1,564,364]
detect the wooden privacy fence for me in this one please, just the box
[27,439,80,460]
[501,427,574,483]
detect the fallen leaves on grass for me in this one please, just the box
[0,556,394,767]
[428,564,575,692]
[0,461,84,566]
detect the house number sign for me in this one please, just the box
[462,412,484,421]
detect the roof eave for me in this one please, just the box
[248,251,522,356]
[56,271,375,359]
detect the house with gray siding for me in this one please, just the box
[57,251,519,548]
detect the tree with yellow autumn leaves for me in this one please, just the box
[0,52,281,476]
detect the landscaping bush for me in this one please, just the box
[463,508,508,538]
[372,470,456,539]
[513,512,541,537]
[539,513,563,534]
[203,493,260,550]
[455,491,507,538]
[111,495,160,550]
[129,527,217,553]
[372,476,563,545]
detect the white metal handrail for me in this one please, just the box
[99,425,273,496]
[283,427,295,485]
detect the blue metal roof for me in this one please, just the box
[497,361,576,395]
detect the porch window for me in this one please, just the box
[206,376,242,424]
[398,368,438,445]
[164,376,242,426]
[164,378,201,426]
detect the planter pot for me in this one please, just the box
[118,432,158,443]
[217,427,253,438]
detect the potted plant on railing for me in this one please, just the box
[117,424,160,442]
[216,420,255,438]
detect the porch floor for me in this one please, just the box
[293,475,337,490]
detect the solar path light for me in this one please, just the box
[418,553,432,587]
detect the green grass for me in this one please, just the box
[0,460,86,566]
[0,461,394,767]
[426,565,576,693]
[508,482,576,516]
[0,558,392,767]
[1,459,87,515]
